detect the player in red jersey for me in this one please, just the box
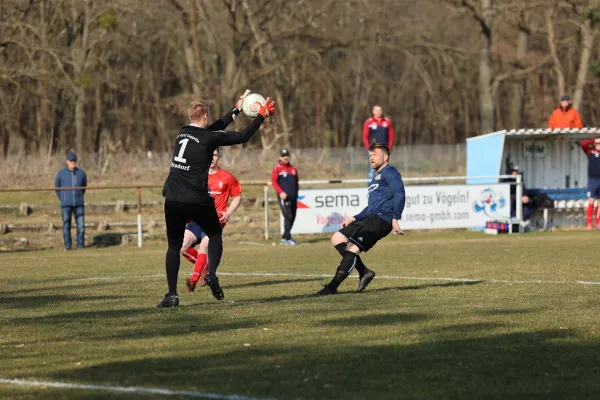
[181,147,242,292]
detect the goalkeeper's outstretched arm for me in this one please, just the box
[211,97,276,147]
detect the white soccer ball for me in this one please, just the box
[241,93,266,118]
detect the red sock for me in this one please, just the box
[596,205,600,225]
[586,204,594,225]
[183,248,198,264]
[191,253,207,280]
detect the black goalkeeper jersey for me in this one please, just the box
[162,112,264,204]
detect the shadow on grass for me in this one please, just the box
[318,312,429,327]
[95,319,261,341]
[7,305,268,343]
[476,308,538,316]
[0,281,119,296]
[226,280,484,307]
[7,308,150,325]
[298,237,330,244]
[50,329,600,399]
[0,294,125,310]
[365,280,483,294]
[225,277,322,290]
[429,322,507,333]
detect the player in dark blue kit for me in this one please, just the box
[317,141,406,295]
[580,137,600,230]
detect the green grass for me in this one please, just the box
[1,231,600,399]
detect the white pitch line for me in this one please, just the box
[43,271,600,286]
[0,378,275,400]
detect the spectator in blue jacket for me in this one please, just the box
[55,152,87,250]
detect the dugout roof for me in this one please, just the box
[466,127,600,189]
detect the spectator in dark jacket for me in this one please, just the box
[55,152,87,250]
[271,149,299,245]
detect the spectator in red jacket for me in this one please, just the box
[363,105,394,181]
[580,138,600,230]
[548,95,584,129]
[271,149,299,245]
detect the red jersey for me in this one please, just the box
[362,116,395,150]
[208,168,241,214]
[271,161,299,198]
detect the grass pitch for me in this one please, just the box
[1,231,600,399]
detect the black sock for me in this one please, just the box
[328,251,358,290]
[165,247,180,295]
[334,243,365,277]
[207,233,223,277]
[355,256,367,277]
[334,243,346,256]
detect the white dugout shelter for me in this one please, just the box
[467,127,600,228]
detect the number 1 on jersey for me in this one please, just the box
[174,138,189,163]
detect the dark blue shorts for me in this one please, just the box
[186,221,208,243]
[588,178,600,199]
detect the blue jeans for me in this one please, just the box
[62,206,85,249]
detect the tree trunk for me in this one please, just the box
[314,86,321,147]
[184,45,201,96]
[479,0,495,134]
[546,5,566,99]
[189,1,203,94]
[347,56,364,148]
[333,113,340,148]
[0,126,9,157]
[74,87,85,151]
[37,1,47,153]
[51,89,64,153]
[94,84,103,152]
[572,1,596,111]
[509,16,529,129]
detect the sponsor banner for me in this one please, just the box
[280,184,511,234]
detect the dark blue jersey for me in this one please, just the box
[579,139,600,179]
[354,164,406,224]
[586,152,600,178]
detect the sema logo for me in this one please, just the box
[473,187,506,217]
[295,194,362,209]
[296,196,310,209]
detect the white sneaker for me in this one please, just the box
[279,239,288,245]
[287,239,298,246]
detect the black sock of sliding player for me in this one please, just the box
[328,251,358,290]
[355,256,367,277]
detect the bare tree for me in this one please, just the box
[0,0,598,157]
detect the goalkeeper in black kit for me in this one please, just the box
[158,93,276,307]
[317,141,406,295]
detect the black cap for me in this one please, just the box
[66,152,78,161]
[560,95,570,101]
[280,149,290,157]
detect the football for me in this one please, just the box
[241,93,266,118]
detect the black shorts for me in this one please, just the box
[338,214,392,252]
[164,198,222,249]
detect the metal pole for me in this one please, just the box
[515,174,523,223]
[136,187,142,248]
[264,185,269,240]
